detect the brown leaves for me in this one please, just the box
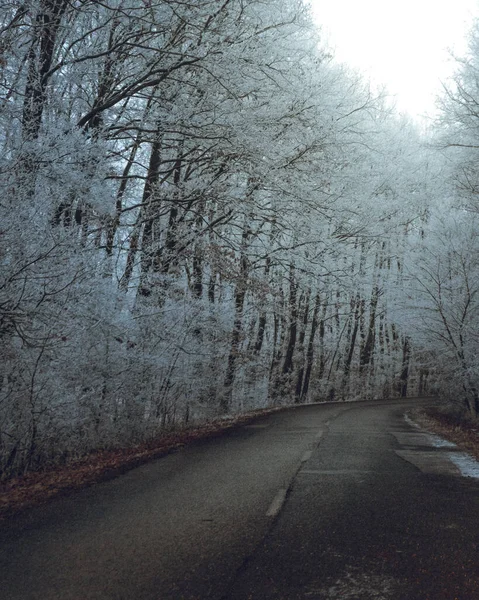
[0,407,281,520]
[410,407,479,462]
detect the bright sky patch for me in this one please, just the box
[310,0,478,120]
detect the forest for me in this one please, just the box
[1,0,479,480]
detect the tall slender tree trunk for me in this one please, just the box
[360,285,380,373]
[106,140,140,257]
[294,288,311,402]
[19,0,69,200]
[207,200,218,303]
[120,136,161,292]
[160,142,184,276]
[301,292,322,402]
[221,280,247,413]
[282,263,298,379]
[21,0,69,142]
[253,257,271,355]
[191,199,206,298]
[269,290,287,401]
[221,206,254,413]
[341,294,361,396]
[400,336,410,397]
[137,136,163,297]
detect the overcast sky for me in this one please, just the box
[310,0,478,121]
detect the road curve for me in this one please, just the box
[224,400,479,600]
[1,399,479,599]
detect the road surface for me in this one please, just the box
[1,399,479,599]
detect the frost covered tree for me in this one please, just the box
[404,17,479,417]
[403,205,479,418]
[0,0,435,478]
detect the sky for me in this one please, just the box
[310,0,478,121]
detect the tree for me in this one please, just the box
[0,0,441,478]
[404,211,479,417]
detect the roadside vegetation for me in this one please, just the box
[2,1,479,484]
[0,407,282,519]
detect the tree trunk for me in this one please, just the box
[269,290,287,399]
[191,199,206,298]
[221,282,246,413]
[160,143,183,275]
[400,336,410,397]
[253,257,271,355]
[360,286,379,373]
[294,288,311,402]
[282,263,298,377]
[300,292,322,402]
[106,132,143,256]
[221,207,254,413]
[341,294,361,396]
[134,137,162,297]
[21,0,69,141]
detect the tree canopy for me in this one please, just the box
[1,0,479,478]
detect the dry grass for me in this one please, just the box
[410,406,479,462]
[0,407,283,520]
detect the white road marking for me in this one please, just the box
[266,488,287,517]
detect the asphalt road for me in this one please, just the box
[1,399,479,599]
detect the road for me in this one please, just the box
[1,399,479,599]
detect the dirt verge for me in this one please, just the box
[0,407,284,520]
[409,406,479,462]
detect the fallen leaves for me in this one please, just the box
[0,407,282,520]
[409,407,479,463]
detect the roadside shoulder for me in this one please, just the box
[0,406,284,520]
[408,407,479,462]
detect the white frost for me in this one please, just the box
[428,435,457,448]
[448,452,479,479]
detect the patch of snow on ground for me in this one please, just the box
[404,413,421,429]
[428,435,457,448]
[448,452,479,478]
[404,413,456,447]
